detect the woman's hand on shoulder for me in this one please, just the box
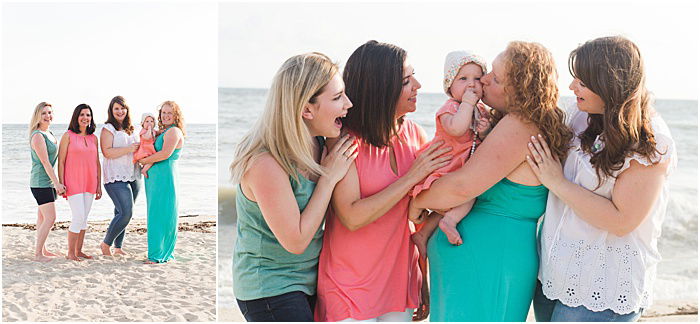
[526,134,565,190]
[321,134,358,184]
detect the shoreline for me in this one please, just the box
[2,215,217,322]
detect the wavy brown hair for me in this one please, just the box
[570,36,660,181]
[491,41,572,161]
[105,96,134,135]
[158,100,186,137]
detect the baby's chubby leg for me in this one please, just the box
[411,211,442,262]
[141,163,153,178]
[439,199,475,245]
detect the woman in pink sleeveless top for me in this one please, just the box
[315,41,452,322]
[58,104,101,261]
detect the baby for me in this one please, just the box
[133,113,157,177]
[410,50,491,252]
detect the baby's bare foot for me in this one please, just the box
[439,218,463,245]
[100,242,112,256]
[141,169,149,178]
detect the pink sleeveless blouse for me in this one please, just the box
[315,120,426,321]
[63,130,99,197]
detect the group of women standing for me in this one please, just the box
[231,36,676,322]
[29,97,186,264]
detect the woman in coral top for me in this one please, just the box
[315,40,451,322]
[58,103,102,261]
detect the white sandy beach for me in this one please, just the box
[2,215,216,322]
[217,199,697,322]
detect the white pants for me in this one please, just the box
[340,308,414,322]
[67,193,94,233]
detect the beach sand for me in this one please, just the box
[217,208,697,322]
[2,215,216,322]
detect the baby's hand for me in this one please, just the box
[461,89,479,107]
[475,103,492,137]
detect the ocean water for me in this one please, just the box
[2,123,217,224]
[218,88,697,301]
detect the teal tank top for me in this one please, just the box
[233,168,324,301]
[30,130,58,188]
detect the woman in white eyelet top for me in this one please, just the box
[99,96,142,257]
[526,36,677,321]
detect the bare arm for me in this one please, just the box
[95,136,102,200]
[30,133,64,193]
[331,141,452,232]
[244,136,357,254]
[57,133,70,187]
[527,134,670,236]
[139,128,183,164]
[414,114,537,210]
[100,128,138,159]
[439,102,474,138]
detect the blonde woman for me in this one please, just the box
[138,101,185,263]
[230,52,356,321]
[29,102,66,262]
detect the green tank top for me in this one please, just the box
[30,130,58,188]
[233,167,324,301]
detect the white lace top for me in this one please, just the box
[102,123,141,184]
[538,104,677,314]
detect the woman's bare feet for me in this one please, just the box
[66,254,82,261]
[439,217,462,245]
[34,255,53,262]
[144,260,157,264]
[42,248,58,257]
[113,248,127,255]
[100,242,112,256]
[77,252,93,259]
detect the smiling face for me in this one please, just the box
[449,63,484,101]
[78,108,92,131]
[303,73,353,138]
[480,52,508,111]
[39,105,53,127]
[160,104,175,126]
[111,102,128,123]
[395,60,422,118]
[569,78,605,114]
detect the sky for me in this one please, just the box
[1,2,218,124]
[219,0,699,100]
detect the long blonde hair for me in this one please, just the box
[158,100,186,137]
[230,52,338,184]
[28,102,52,138]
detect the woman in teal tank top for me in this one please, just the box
[229,53,356,321]
[138,101,185,263]
[412,42,573,321]
[28,102,66,262]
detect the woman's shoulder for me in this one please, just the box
[243,152,287,182]
[102,123,117,133]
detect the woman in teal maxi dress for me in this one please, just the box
[412,42,572,321]
[427,179,547,321]
[144,124,181,263]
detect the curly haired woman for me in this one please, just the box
[412,41,573,321]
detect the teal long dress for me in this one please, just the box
[145,126,181,263]
[427,178,548,321]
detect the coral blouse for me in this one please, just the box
[315,120,426,321]
[63,130,99,197]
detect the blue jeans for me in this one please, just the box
[103,180,140,248]
[237,291,315,322]
[534,280,643,322]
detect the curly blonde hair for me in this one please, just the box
[158,100,186,137]
[492,41,572,161]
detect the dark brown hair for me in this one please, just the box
[105,96,134,135]
[342,40,406,147]
[569,36,659,180]
[68,103,96,135]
